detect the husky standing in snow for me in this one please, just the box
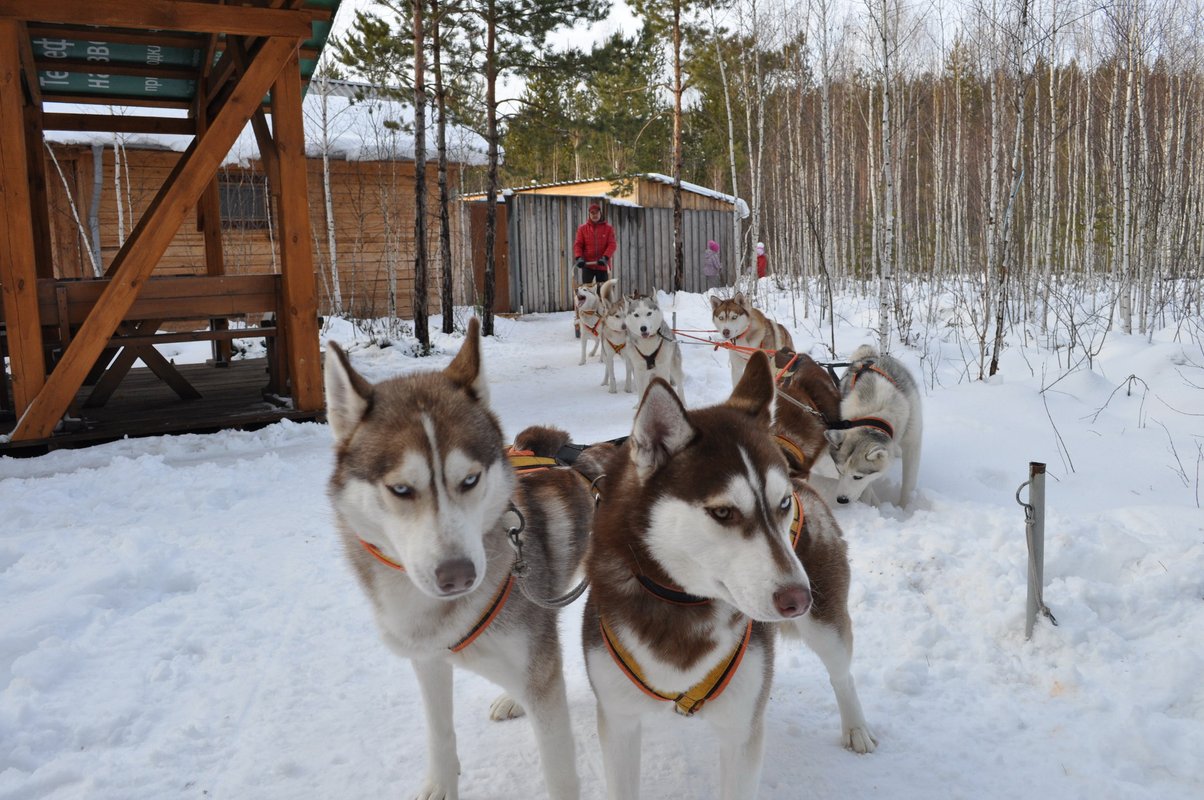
[598,281,633,394]
[825,344,923,508]
[710,292,794,386]
[324,319,591,800]
[581,352,876,800]
[576,281,608,365]
[624,293,685,405]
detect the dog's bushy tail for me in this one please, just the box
[849,344,879,367]
[512,425,623,488]
[512,425,571,458]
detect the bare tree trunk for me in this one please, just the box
[708,6,744,274]
[672,0,684,295]
[875,0,895,354]
[412,0,430,351]
[989,0,1030,378]
[482,1,499,336]
[432,0,454,333]
[319,73,342,315]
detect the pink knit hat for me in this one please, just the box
[755,242,765,254]
[707,240,719,252]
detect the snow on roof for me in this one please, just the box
[43,90,488,167]
[478,173,749,218]
[638,172,750,219]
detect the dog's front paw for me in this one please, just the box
[844,725,877,754]
[489,692,526,721]
[413,780,458,800]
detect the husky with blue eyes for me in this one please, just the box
[582,352,875,800]
[325,318,592,800]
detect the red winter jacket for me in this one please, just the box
[573,220,617,267]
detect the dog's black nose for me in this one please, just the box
[640,326,648,333]
[836,495,849,504]
[435,558,476,594]
[773,585,812,618]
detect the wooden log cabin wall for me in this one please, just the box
[39,143,466,321]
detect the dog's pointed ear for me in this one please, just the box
[324,342,373,442]
[725,351,775,425]
[733,291,746,308]
[867,446,888,465]
[444,317,489,404]
[630,379,695,481]
[825,429,845,446]
[709,294,722,313]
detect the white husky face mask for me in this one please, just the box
[825,427,896,504]
[325,319,515,599]
[625,297,663,340]
[709,293,753,341]
[626,354,812,622]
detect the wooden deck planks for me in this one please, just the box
[0,357,321,453]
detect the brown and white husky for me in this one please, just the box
[581,352,875,800]
[325,318,592,800]
[711,292,794,386]
[771,348,842,480]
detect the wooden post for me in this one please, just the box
[0,17,46,414]
[197,76,231,366]
[23,99,53,279]
[10,35,297,441]
[270,49,323,412]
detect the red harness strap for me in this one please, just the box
[579,314,602,338]
[449,575,516,653]
[604,337,626,355]
[849,363,898,389]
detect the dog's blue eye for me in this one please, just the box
[461,473,480,490]
[388,484,414,498]
[779,495,792,511]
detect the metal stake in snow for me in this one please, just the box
[1016,462,1057,639]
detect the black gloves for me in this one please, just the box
[598,256,609,268]
[575,257,586,269]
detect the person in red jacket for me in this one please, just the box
[573,202,617,285]
[755,241,768,279]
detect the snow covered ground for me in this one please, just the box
[2,287,1202,799]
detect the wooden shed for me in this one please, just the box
[0,1,341,453]
[465,174,749,313]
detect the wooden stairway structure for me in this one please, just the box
[0,1,341,452]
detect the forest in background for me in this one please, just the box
[333,0,1204,372]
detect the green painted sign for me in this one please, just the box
[30,1,339,102]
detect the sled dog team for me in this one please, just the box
[325,293,922,799]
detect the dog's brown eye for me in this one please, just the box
[708,506,736,522]
[388,484,414,499]
[852,475,863,481]
[461,473,480,491]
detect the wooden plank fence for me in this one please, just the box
[505,193,738,313]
